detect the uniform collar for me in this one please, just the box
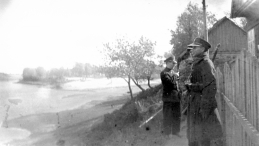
[193,52,209,65]
[164,67,172,72]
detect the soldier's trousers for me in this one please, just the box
[162,102,181,135]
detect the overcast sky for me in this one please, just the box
[0,0,231,74]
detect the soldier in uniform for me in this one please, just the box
[160,55,181,138]
[185,38,223,146]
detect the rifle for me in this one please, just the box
[212,43,220,62]
[139,107,162,128]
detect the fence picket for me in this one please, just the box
[256,61,259,130]
[252,57,256,128]
[246,52,250,122]
[216,50,259,146]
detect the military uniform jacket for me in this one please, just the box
[160,68,180,102]
[187,53,223,142]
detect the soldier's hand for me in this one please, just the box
[184,83,191,91]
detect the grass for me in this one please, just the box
[83,84,167,146]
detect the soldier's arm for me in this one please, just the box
[199,60,217,119]
[161,72,176,86]
[187,82,203,92]
[187,60,215,92]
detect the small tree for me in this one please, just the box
[101,39,135,99]
[22,68,37,81]
[72,63,84,77]
[170,2,217,58]
[130,37,157,91]
[84,63,92,77]
[170,2,217,88]
[139,59,157,89]
[100,37,158,100]
[36,67,46,80]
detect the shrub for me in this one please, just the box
[22,68,38,81]
[84,84,164,146]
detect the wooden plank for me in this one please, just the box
[237,115,238,146]
[235,56,240,111]
[252,58,255,146]
[250,56,254,127]
[257,61,259,131]
[244,51,248,119]
[246,52,250,122]
[224,63,232,146]
[244,52,248,117]
[226,105,230,146]
[234,62,238,109]
[240,51,245,116]
[247,132,248,146]
[253,58,259,130]
[224,63,229,99]
[239,124,243,146]
[243,50,248,117]
[236,116,241,146]
[234,112,236,145]
[252,57,256,128]
[251,56,255,128]
[242,126,245,146]
[217,67,227,146]
[249,53,252,124]
[233,61,236,108]
[230,109,233,146]
[223,63,229,146]
[222,93,259,145]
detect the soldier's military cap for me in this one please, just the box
[164,56,177,63]
[188,37,211,50]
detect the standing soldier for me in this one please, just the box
[185,38,223,146]
[160,55,181,138]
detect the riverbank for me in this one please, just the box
[2,82,190,146]
[4,96,129,146]
[1,78,162,145]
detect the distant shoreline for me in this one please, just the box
[17,79,72,89]
[17,80,49,86]
[0,73,10,81]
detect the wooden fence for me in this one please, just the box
[216,49,259,146]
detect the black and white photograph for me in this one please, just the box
[1,0,259,145]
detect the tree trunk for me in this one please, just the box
[122,76,134,100]
[131,77,145,92]
[126,76,134,100]
[147,77,153,89]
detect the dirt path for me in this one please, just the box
[164,118,188,146]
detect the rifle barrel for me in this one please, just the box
[139,107,162,128]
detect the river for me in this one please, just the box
[0,76,161,145]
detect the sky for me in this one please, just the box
[0,0,232,74]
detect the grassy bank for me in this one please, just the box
[83,84,168,146]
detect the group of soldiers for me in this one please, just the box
[160,38,223,146]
